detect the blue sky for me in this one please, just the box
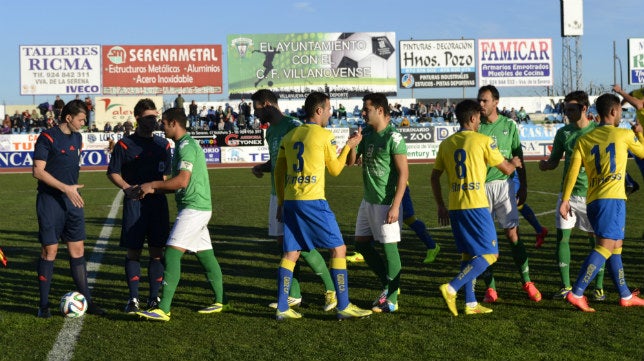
[1,0,641,105]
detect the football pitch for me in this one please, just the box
[1,162,643,361]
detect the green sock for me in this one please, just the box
[382,243,401,304]
[482,265,496,290]
[588,235,605,290]
[290,264,302,298]
[355,241,388,288]
[301,249,335,291]
[510,237,531,283]
[556,229,572,288]
[196,249,226,304]
[159,247,183,313]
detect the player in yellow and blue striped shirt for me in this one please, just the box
[431,99,521,316]
[273,91,372,320]
[560,93,644,312]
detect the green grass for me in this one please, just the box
[1,162,644,361]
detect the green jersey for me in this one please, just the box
[266,115,301,195]
[548,122,597,196]
[479,114,522,182]
[173,134,211,211]
[357,124,407,205]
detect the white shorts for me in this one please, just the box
[268,194,284,237]
[167,208,213,252]
[354,199,401,244]
[485,179,519,229]
[556,194,593,232]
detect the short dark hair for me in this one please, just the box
[595,93,621,118]
[362,93,389,113]
[162,107,188,129]
[60,99,88,122]
[304,92,329,118]
[478,85,500,100]
[134,98,157,118]
[564,90,590,108]
[251,89,278,105]
[455,99,482,127]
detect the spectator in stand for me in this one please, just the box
[90,124,99,132]
[11,110,22,133]
[2,115,11,134]
[409,102,418,116]
[509,107,518,122]
[104,121,113,133]
[114,122,125,132]
[517,107,529,123]
[555,99,564,114]
[418,102,428,120]
[46,116,55,129]
[435,102,443,117]
[215,106,224,123]
[188,100,199,129]
[23,110,32,130]
[252,117,261,129]
[124,120,134,135]
[85,97,94,127]
[207,106,217,129]
[445,103,456,123]
[338,104,347,119]
[238,99,249,130]
[31,108,41,125]
[46,107,54,122]
[224,111,235,132]
[199,106,208,128]
[174,94,185,112]
[53,95,65,120]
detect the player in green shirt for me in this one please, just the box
[347,93,408,313]
[137,108,228,321]
[539,90,605,300]
[478,85,542,303]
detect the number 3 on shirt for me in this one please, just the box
[590,143,615,173]
[293,141,305,172]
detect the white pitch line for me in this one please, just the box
[46,191,123,361]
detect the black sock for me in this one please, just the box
[125,258,141,300]
[70,256,92,304]
[148,258,164,300]
[37,258,55,308]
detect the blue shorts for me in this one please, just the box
[37,192,86,245]
[448,207,499,255]
[283,200,344,252]
[401,187,414,219]
[587,199,625,240]
[120,195,169,249]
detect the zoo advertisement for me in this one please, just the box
[399,39,476,89]
[102,45,223,95]
[227,32,397,99]
[19,45,102,95]
[478,38,553,87]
